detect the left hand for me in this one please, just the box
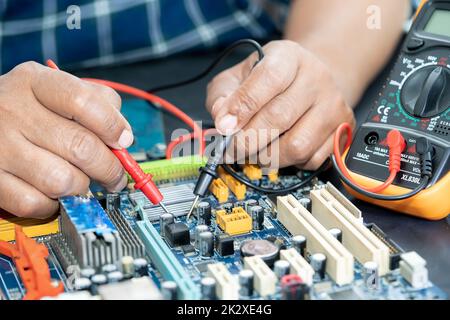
[206,40,355,170]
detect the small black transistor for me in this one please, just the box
[216,234,234,256]
[165,222,190,247]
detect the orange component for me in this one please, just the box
[0,225,64,300]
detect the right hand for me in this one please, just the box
[0,61,133,218]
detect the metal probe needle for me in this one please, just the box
[187,195,200,220]
[159,202,170,214]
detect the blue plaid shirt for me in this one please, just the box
[0,0,290,74]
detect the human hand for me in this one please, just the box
[206,40,355,169]
[0,62,133,218]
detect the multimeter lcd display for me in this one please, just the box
[424,9,450,38]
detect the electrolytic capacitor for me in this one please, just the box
[107,271,123,283]
[74,277,92,291]
[121,256,135,277]
[197,201,212,225]
[329,228,343,242]
[201,277,217,300]
[298,197,312,212]
[80,267,96,279]
[311,253,327,280]
[91,274,108,286]
[291,235,307,257]
[194,225,209,250]
[161,281,178,300]
[363,261,380,290]
[274,260,291,279]
[245,199,258,212]
[133,258,148,277]
[239,269,254,297]
[101,264,117,274]
[160,213,175,237]
[199,231,214,258]
[250,205,264,230]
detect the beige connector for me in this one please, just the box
[277,195,354,285]
[280,248,314,285]
[244,256,277,297]
[207,263,239,299]
[310,185,390,275]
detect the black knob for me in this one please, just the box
[400,66,450,118]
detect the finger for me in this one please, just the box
[276,96,353,168]
[206,68,242,118]
[229,72,318,160]
[22,103,128,192]
[0,169,58,219]
[3,136,90,199]
[16,62,133,149]
[213,42,300,134]
[300,135,334,171]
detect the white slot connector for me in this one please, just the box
[277,195,354,285]
[310,186,390,275]
[280,248,314,285]
[207,263,239,299]
[244,256,277,297]
[400,252,429,289]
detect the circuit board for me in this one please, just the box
[0,156,446,300]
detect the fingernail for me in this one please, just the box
[211,97,226,115]
[217,114,237,135]
[118,129,134,148]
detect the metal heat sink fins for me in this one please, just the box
[59,195,122,268]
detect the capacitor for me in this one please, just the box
[291,235,307,257]
[73,277,92,291]
[107,271,123,283]
[281,274,310,300]
[329,228,343,242]
[121,256,135,277]
[362,261,379,290]
[200,277,217,300]
[161,281,178,300]
[80,267,96,279]
[91,274,108,286]
[274,260,291,279]
[245,199,258,212]
[101,264,117,274]
[133,258,148,277]
[197,201,212,225]
[194,224,209,250]
[298,197,312,212]
[239,269,254,297]
[199,231,214,258]
[311,253,327,280]
[160,213,175,237]
[250,205,264,230]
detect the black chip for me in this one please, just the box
[216,234,234,256]
[195,261,211,273]
[165,222,190,247]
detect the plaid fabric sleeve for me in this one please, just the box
[0,0,289,74]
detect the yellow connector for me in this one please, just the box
[267,170,279,183]
[243,164,262,180]
[0,211,59,241]
[218,167,246,200]
[210,178,229,203]
[216,207,252,235]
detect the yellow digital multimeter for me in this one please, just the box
[342,0,450,220]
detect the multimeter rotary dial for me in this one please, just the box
[400,64,450,118]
